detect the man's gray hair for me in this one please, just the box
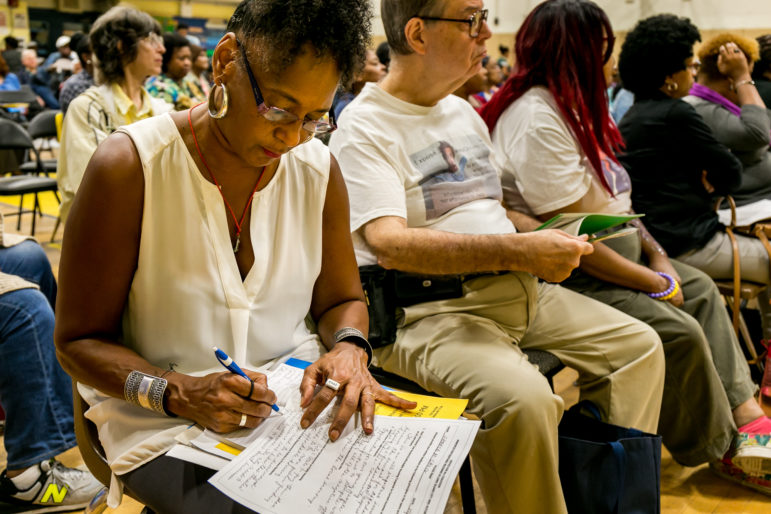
[381,0,444,55]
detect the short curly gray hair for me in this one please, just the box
[89,6,161,84]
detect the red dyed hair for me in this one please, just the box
[480,0,622,194]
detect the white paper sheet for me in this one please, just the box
[208,410,479,514]
[166,444,230,471]
[717,199,771,227]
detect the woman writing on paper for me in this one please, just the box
[54,1,414,511]
[482,0,771,494]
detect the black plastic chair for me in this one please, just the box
[0,85,37,105]
[20,110,60,175]
[0,119,60,234]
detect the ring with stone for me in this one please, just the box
[324,378,341,391]
[239,413,248,427]
[733,48,741,53]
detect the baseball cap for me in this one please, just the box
[55,35,71,48]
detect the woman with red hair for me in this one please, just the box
[482,0,771,494]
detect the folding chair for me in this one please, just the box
[714,196,767,372]
[0,119,60,235]
[20,110,60,176]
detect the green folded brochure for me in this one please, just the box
[535,213,643,242]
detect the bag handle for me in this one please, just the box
[608,441,626,514]
[571,401,626,513]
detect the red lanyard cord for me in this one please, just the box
[187,104,267,252]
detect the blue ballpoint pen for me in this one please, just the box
[213,346,280,413]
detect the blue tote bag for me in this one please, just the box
[558,402,662,514]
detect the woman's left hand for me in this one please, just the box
[299,342,418,441]
[648,256,684,307]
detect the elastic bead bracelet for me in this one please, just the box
[658,280,680,301]
[647,272,676,299]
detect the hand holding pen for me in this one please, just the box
[214,347,280,417]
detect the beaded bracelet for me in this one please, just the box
[647,272,676,299]
[658,280,681,301]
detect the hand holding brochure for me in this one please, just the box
[535,212,643,242]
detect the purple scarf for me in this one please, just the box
[689,83,742,117]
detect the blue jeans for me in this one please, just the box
[0,241,57,309]
[0,288,75,469]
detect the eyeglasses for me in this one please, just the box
[413,8,489,38]
[143,33,164,49]
[236,39,336,143]
[686,60,701,73]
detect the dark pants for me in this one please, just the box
[122,456,254,514]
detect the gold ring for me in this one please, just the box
[362,391,375,398]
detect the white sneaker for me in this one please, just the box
[0,459,103,513]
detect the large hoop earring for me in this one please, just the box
[208,83,228,119]
[666,82,677,92]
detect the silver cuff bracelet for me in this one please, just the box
[125,371,168,415]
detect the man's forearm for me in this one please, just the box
[505,209,543,232]
[373,227,523,275]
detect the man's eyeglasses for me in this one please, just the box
[237,39,336,143]
[413,9,488,38]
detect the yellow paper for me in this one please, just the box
[215,442,242,456]
[375,391,468,419]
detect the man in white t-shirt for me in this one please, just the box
[329,1,665,512]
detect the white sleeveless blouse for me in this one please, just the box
[79,113,329,486]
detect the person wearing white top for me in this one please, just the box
[53,1,413,512]
[329,1,665,512]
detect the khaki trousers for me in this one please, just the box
[374,273,665,514]
[678,231,771,340]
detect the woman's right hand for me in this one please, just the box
[717,42,752,82]
[165,370,277,433]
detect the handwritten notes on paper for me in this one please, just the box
[206,364,479,514]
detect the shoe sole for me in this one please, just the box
[0,501,90,514]
[732,446,771,476]
[710,462,771,496]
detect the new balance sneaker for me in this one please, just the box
[711,455,771,496]
[0,459,103,513]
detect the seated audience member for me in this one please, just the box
[617,14,771,344]
[497,44,512,79]
[58,6,172,222]
[2,37,22,75]
[18,49,59,109]
[453,59,487,109]
[54,1,413,512]
[684,34,770,206]
[0,55,20,91]
[146,33,205,111]
[42,36,76,94]
[59,33,94,115]
[376,40,391,70]
[0,242,102,512]
[471,56,503,108]
[484,0,771,494]
[176,22,201,47]
[188,44,211,97]
[329,1,665,512]
[332,48,385,119]
[753,35,771,105]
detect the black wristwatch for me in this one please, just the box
[334,327,373,368]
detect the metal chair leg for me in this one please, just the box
[459,456,476,514]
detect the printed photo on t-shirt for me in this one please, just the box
[599,151,631,195]
[409,135,502,220]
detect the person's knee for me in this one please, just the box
[477,369,562,433]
